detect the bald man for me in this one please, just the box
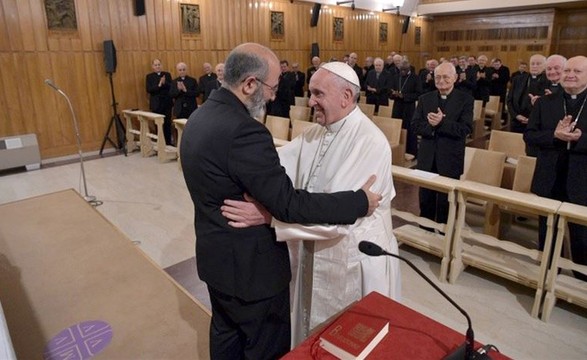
[180,43,382,359]
[170,62,198,121]
[413,62,473,225]
[364,57,393,112]
[524,56,587,280]
[545,54,567,96]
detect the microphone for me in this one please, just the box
[359,241,485,360]
[44,79,61,92]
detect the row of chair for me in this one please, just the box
[391,147,587,321]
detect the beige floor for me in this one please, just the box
[1,152,586,359]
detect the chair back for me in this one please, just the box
[357,103,376,118]
[461,147,506,186]
[294,97,309,107]
[377,103,394,117]
[289,105,312,122]
[512,156,536,193]
[291,119,315,140]
[487,130,525,160]
[265,115,290,140]
[372,116,402,146]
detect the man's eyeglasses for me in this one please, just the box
[255,78,279,94]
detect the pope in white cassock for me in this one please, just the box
[223,62,401,347]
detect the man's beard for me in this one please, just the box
[246,86,266,119]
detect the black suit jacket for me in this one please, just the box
[170,75,198,118]
[507,72,548,132]
[293,71,305,97]
[364,69,393,106]
[413,89,474,178]
[180,88,368,301]
[524,90,587,205]
[198,73,218,103]
[146,71,173,114]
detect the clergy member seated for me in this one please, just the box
[221,61,401,347]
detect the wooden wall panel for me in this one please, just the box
[0,0,431,159]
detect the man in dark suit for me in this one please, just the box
[198,62,218,103]
[524,55,587,280]
[455,56,476,96]
[267,60,296,118]
[180,42,382,360]
[170,62,198,122]
[391,59,422,159]
[473,55,492,103]
[146,59,173,145]
[364,57,392,113]
[418,59,438,94]
[306,56,320,97]
[413,62,473,225]
[291,62,305,97]
[507,54,547,135]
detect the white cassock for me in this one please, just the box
[275,106,401,346]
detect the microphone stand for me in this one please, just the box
[45,80,102,207]
[358,241,484,360]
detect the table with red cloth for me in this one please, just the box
[282,291,509,359]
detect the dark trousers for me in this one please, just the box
[419,188,449,225]
[207,285,291,360]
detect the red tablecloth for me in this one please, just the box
[283,291,509,359]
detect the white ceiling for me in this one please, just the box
[295,0,586,17]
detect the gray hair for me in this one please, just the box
[330,74,360,103]
[223,51,269,88]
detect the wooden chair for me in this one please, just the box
[484,95,503,130]
[542,202,587,322]
[265,115,290,146]
[173,118,188,169]
[291,119,315,140]
[289,105,312,122]
[471,100,485,140]
[511,156,536,193]
[377,103,394,117]
[461,147,506,187]
[294,96,309,107]
[392,166,461,281]
[123,110,178,162]
[372,115,401,147]
[461,147,507,237]
[449,180,562,318]
[487,130,526,189]
[357,103,376,119]
[372,116,405,166]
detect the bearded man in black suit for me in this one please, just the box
[180,42,382,360]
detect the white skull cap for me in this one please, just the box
[320,61,361,88]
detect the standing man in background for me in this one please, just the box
[198,62,218,103]
[291,62,306,97]
[306,56,321,97]
[544,55,567,96]
[364,57,392,113]
[145,58,173,145]
[413,62,473,225]
[170,62,198,122]
[180,42,382,360]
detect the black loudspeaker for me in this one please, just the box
[134,0,145,16]
[310,3,321,27]
[401,16,410,34]
[311,43,319,58]
[103,40,117,73]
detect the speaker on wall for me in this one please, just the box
[401,16,410,34]
[310,3,321,27]
[311,43,320,58]
[134,0,146,16]
[104,40,117,73]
